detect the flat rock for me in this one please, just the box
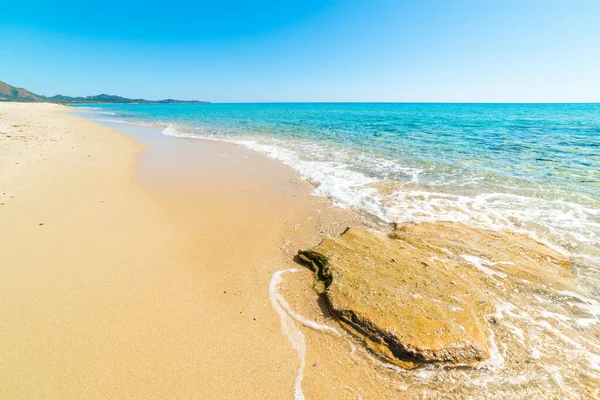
[298,222,571,368]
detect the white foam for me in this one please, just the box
[162,124,191,137]
[558,290,600,322]
[504,322,526,343]
[91,118,153,127]
[269,269,306,400]
[545,366,565,387]
[477,318,505,370]
[460,255,507,279]
[539,320,583,349]
[369,356,405,373]
[382,189,600,261]
[588,352,600,370]
[540,310,570,322]
[506,375,528,385]
[236,139,389,221]
[577,318,597,327]
[269,268,347,400]
[275,284,341,336]
[158,123,600,279]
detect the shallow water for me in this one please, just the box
[75,103,600,261]
[75,103,600,398]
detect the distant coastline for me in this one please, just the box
[0,80,209,104]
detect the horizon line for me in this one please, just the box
[70,101,600,105]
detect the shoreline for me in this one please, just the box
[0,102,360,398]
[2,103,599,399]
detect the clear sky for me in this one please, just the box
[1,0,599,102]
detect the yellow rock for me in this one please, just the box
[299,222,571,368]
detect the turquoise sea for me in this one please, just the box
[76,103,600,288]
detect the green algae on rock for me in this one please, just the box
[298,222,572,369]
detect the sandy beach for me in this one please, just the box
[2,103,599,400]
[3,1,599,397]
[0,103,361,399]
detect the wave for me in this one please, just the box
[90,118,154,127]
[160,124,600,274]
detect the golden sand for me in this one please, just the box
[0,103,357,399]
[3,103,597,400]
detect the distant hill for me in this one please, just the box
[0,81,45,102]
[0,80,209,104]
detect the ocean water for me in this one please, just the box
[77,103,600,269]
[76,103,600,397]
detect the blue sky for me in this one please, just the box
[1,0,599,102]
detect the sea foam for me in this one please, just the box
[159,123,600,280]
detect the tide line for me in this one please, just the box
[269,268,346,400]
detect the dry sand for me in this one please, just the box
[0,103,363,399]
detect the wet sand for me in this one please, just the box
[0,103,360,399]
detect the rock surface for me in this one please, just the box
[298,222,571,368]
